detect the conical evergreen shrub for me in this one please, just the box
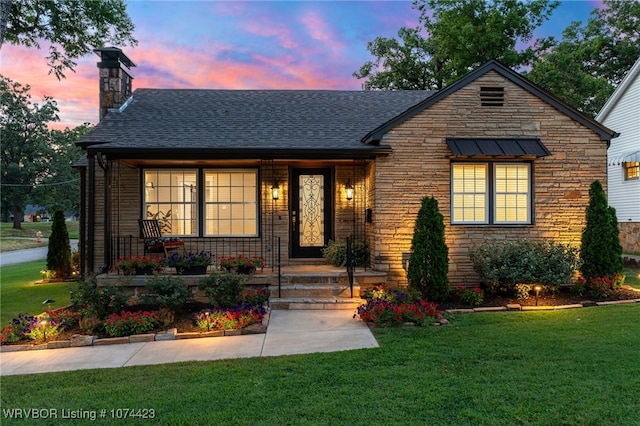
[407,196,449,302]
[47,210,72,279]
[580,180,623,280]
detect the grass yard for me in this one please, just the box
[624,267,640,289]
[1,304,639,425]
[0,261,72,325]
[0,222,79,253]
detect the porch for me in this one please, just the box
[96,264,389,310]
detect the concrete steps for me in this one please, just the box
[269,271,367,310]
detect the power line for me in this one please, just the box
[0,178,80,187]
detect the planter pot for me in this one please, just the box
[177,265,208,275]
[134,266,156,275]
[236,266,256,275]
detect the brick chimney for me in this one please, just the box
[94,47,136,121]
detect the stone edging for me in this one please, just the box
[444,298,640,315]
[0,311,270,353]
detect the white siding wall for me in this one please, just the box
[604,70,640,222]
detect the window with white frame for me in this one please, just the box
[144,169,198,236]
[204,169,258,237]
[452,162,531,225]
[624,162,639,180]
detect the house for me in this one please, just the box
[76,47,616,289]
[596,57,640,254]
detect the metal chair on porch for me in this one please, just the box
[138,219,185,257]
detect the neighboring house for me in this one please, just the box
[596,57,640,253]
[76,48,616,286]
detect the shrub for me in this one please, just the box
[407,196,449,302]
[469,239,579,296]
[105,310,159,337]
[580,180,624,281]
[46,210,72,278]
[70,277,127,320]
[572,275,625,299]
[456,286,484,306]
[322,239,370,267]
[141,275,191,309]
[199,272,248,308]
[354,285,441,327]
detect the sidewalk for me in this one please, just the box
[0,310,378,376]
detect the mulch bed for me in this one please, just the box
[439,286,640,310]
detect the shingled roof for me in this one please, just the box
[79,89,434,159]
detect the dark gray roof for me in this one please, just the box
[446,138,551,157]
[80,89,434,158]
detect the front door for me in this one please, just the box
[290,168,333,258]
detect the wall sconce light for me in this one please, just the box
[271,182,280,200]
[146,182,154,190]
[345,179,354,201]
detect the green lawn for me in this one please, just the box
[1,305,639,425]
[0,261,72,325]
[624,267,640,289]
[0,222,79,253]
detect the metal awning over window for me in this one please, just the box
[608,150,640,165]
[446,138,551,158]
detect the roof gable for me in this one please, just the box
[362,60,617,144]
[596,57,640,122]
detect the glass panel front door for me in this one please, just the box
[291,168,333,258]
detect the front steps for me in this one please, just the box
[268,269,387,310]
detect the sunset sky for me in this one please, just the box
[1,0,602,129]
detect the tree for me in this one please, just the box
[353,27,443,90]
[527,0,640,116]
[31,124,90,216]
[354,0,559,90]
[0,0,137,79]
[0,76,58,229]
[47,210,72,279]
[580,180,623,281]
[407,196,449,302]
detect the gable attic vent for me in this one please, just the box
[480,86,504,106]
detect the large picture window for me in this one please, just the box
[143,168,259,237]
[452,162,531,225]
[144,170,197,235]
[204,169,258,237]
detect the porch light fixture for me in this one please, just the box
[345,179,354,201]
[271,182,280,200]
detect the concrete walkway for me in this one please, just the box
[0,310,378,376]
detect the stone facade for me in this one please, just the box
[619,222,640,253]
[371,71,608,286]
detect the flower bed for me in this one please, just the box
[1,287,269,347]
[354,285,442,327]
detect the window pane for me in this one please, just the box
[451,164,488,224]
[144,170,197,236]
[204,169,258,236]
[495,164,530,224]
